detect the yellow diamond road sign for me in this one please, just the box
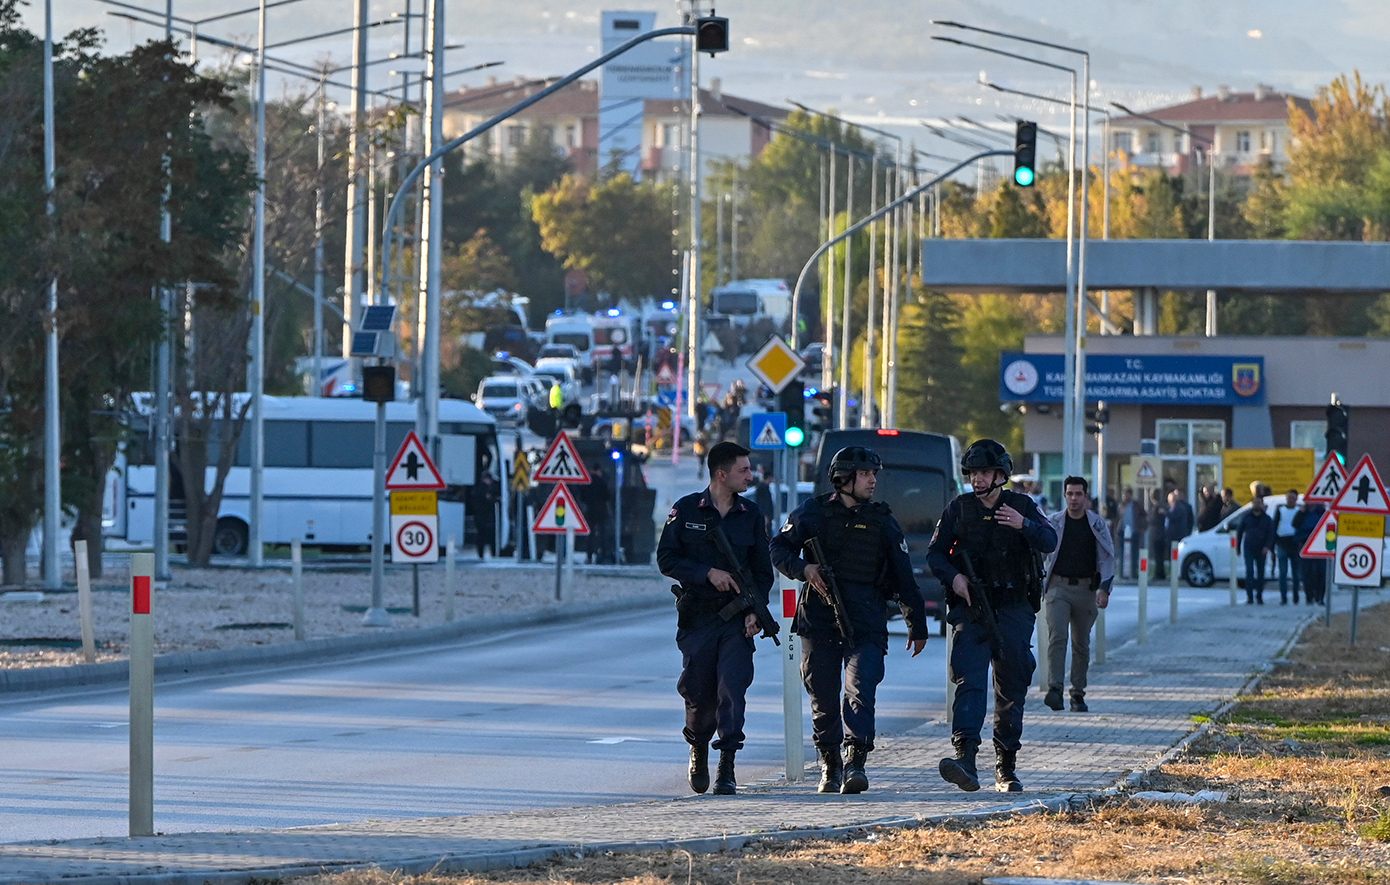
[747,334,805,394]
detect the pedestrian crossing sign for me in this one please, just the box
[750,412,787,450]
[534,432,591,484]
[1305,454,1349,503]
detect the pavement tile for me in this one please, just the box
[0,599,1328,885]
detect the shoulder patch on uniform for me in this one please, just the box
[685,522,707,531]
[900,539,910,554]
[780,522,794,533]
[666,507,679,525]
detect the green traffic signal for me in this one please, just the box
[1014,120,1037,189]
[785,426,805,448]
[1014,166,1035,187]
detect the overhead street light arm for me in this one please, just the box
[930,36,1074,75]
[787,99,901,150]
[1110,102,1212,144]
[722,101,876,160]
[266,19,400,50]
[920,121,995,153]
[790,148,1012,349]
[96,0,315,28]
[987,80,1109,117]
[931,19,1091,60]
[379,25,702,303]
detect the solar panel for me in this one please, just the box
[359,304,397,333]
[349,331,379,357]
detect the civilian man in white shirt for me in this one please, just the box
[1271,489,1302,604]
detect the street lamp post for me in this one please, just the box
[247,0,267,567]
[932,23,1092,478]
[1112,102,1218,336]
[415,0,444,458]
[42,0,59,590]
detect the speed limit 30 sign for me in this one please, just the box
[390,490,439,564]
[1335,513,1384,587]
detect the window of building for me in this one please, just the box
[1146,131,1162,154]
[1291,421,1328,462]
[537,125,555,145]
[1113,131,1132,154]
[1236,130,1251,153]
[507,125,526,147]
[565,125,577,148]
[1156,419,1226,498]
[662,123,680,148]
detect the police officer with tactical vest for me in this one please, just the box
[657,441,775,796]
[927,439,1057,793]
[770,446,929,794]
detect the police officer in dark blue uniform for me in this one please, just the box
[657,441,775,796]
[770,446,929,794]
[927,439,1057,793]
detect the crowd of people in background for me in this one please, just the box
[1021,476,1326,603]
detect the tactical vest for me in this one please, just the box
[819,498,889,585]
[956,490,1039,604]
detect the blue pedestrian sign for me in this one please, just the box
[750,412,787,450]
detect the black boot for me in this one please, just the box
[841,745,869,794]
[1044,688,1064,711]
[817,747,842,794]
[939,735,981,792]
[712,749,737,795]
[995,748,1023,792]
[688,743,709,794]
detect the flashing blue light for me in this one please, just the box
[610,449,622,461]
[606,308,622,317]
[341,383,357,392]
[804,387,817,397]
[496,351,510,359]
[661,301,676,310]
[553,309,563,315]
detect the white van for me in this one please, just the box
[709,279,791,328]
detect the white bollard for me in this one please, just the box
[445,535,456,623]
[1035,595,1050,691]
[1169,540,1180,624]
[75,540,96,664]
[780,578,803,783]
[290,539,305,641]
[129,552,155,837]
[1137,547,1149,644]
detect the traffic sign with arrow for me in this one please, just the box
[385,431,446,490]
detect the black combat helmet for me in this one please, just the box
[829,446,883,483]
[960,438,1013,477]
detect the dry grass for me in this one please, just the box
[295,605,1390,885]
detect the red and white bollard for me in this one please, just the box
[781,580,803,783]
[129,552,154,837]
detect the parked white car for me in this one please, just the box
[532,361,583,407]
[473,375,544,427]
[1176,494,1390,586]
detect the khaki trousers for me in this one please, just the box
[1044,576,1099,697]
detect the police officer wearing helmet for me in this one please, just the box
[926,439,1057,793]
[770,446,929,795]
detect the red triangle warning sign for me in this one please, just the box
[1331,454,1390,515]
[385,431,446,490]
[531,482,590,535]
[534,433,592,484]
[1305,455,1349,503]
[1300,509,1337,559]
[655,363,677,385]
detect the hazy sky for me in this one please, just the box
[25,0,1390,150]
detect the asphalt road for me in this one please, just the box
[0,581,1235,844]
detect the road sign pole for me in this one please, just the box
[445,535,456,622]
[1169,541,1180,624]
[365,401,390,627]
[554,531,563,601]
[564,524,576,597]
[1325,558,1334,626]
[1351,584,1360,646]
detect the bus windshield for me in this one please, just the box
[551,332,590,351]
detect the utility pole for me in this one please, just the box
[154,0,174,580]
[313,70,328,395]
[685,3,702,414]
[248,0,268,567]
[416,0,444,456]
[42,0,60,589]
[341,0,370,357]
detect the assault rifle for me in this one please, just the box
[803,537,857,646]
[711,525,781,645]
[951,550,1002,654]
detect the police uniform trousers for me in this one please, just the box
[1044,576,1099,699]
[949,602,1035,752]
[800,632,886,752]
[676,615,755,751]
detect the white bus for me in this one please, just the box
[110,396,501,556]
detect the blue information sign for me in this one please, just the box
[999,353,1265,405]
[750,412,787,449]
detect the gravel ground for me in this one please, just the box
[0,558,666,670]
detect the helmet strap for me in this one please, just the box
[833,473,873,505]
[972,470,1008,499]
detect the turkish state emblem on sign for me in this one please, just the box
[1232,363,1261,398]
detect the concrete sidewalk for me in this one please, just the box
[0,598,1320,885]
